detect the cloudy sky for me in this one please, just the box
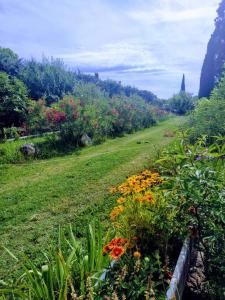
[0,0,220,98]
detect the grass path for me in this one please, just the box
[0,117,184,278]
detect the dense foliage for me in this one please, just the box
[0,47,158,136]
[188,71,225,143]
[0,72,29,136]
[157,137,225,299]
[167,92,194,115]
[0,47,21,76]
[20,58,75,103]
[25,86,157,145]
[199,0,225,97]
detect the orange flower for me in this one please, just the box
[110,205,124,220]
[144,192,155,203]
[109,187,117,195]
[110,246,125,260]
[133,251,141,259]
[117,197,125,204]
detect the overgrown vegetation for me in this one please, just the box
[187,70,225,143]
[0,46,159,140]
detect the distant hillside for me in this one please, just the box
[199,0,225,98]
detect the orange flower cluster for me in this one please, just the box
[103,238,129,260]
[110,205,124,220]
[134,192,155,203]
[117,170,162,196]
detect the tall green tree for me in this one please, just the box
[0,47,21,76]
[20,57,75,103]
[0,72,29,136]
[180,74,186,92]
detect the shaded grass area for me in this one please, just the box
[0,117,184,279]
[0,134,81,164]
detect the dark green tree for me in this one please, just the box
[199,0,225,98]
[168,92,194,115]
[0,47,22,76]
[0,72,29,136]
[20,57,75,103]
[180,74,186,92]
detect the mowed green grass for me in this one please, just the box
[0,117,184,278]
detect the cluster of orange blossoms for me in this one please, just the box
[110,205,124,220]
[106,170,163,260]
[134,191,155,203]
[103,238,129,260]
[110,170,163,196]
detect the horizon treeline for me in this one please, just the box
[0,46,157,105]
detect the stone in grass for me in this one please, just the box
[80,133,92,147]
[20,143,36,157]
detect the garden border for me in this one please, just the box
[166,238,192,300]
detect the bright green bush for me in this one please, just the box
[0,72,29,138]
[188,97,225,143]
[156,137,225,299]
[168,92,194,115]
[187,71,225,143]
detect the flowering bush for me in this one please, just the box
[98,170,180,298]
[108,170,178,255]
[41,94,157,147]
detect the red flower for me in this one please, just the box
[109,246,125,260]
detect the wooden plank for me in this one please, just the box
[166,238,191,300]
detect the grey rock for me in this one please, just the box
[20,143,36,157]
[80,134,92,146]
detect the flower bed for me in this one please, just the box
[95,170,183,299]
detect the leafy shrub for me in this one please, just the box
[187,71,225,143]
[98,252,170,300]
[187,97,225,143]
[42,93,157,148]
[168,92,194,115]
[100,170,181,298]
[0,72,29,137]
[156,136,225,299]
[26,99,49,134]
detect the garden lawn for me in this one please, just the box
[0,117,184,279]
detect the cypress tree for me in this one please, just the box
[199,0,225,98]
[180,74,186,92]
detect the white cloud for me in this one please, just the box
[57,42,158,68]
[127,6,217,24]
